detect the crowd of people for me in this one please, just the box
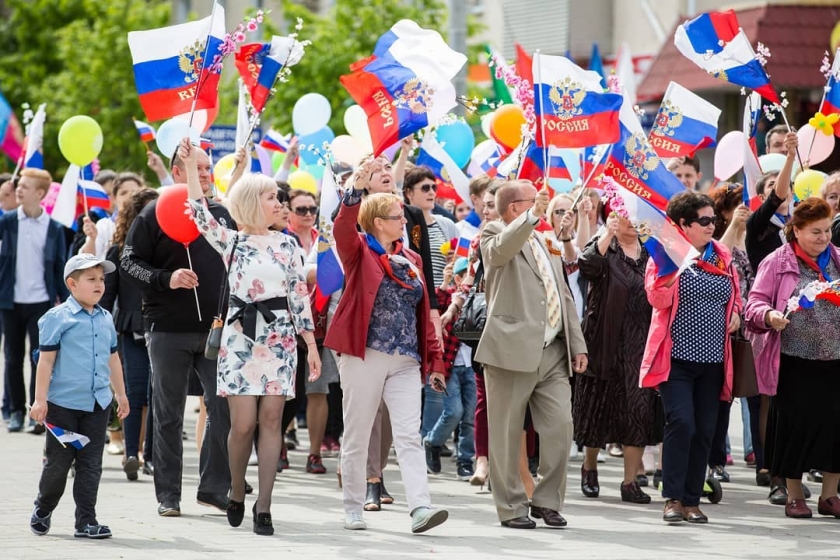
[3,118,840,541]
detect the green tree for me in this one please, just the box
[0,0,170,176]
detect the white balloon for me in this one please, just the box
[343,105,373,152]
[713,131,745,180]
[156,119,201,160]
[330,135,366,166]
[292,93,332,136]
[172,109,213,134]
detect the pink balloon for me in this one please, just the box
[713,131,745,180]
[42,182,62,215]
[798,124,836,167]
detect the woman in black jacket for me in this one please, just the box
[101,188,159,481]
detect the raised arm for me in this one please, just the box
[480,211,536,268]
[180,138,234,257]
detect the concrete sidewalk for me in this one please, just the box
[1,400,838,560]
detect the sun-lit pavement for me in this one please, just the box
[2,399,839,560]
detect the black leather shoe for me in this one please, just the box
[756,471,771,487]
[581,465,600,498]
[530,506,567,527]
[157,501,180,517]
[244,480,254,495]
[501,515,536,529]
[621,481,652,504]
[196,492,228,512]
[768,485,788,506]
[380,479,394,505]
[227,496,245,527]
[364,482,381,511]
[252,503,274,536]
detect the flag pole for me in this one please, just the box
[534,50,550,191]
[571,144,609,208]
[778,107,805,170]
[44,424,67,449]
[185,244,203,321]
[187,1,219,128]
[9,152,24,182]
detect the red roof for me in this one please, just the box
[637,5,840,102]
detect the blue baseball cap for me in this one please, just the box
[453,257,469,276]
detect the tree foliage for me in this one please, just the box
[0,0,170,176]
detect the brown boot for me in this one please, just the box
[663,499,685,523]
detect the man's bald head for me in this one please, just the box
[496,180,537,223]
[171,146,212,194]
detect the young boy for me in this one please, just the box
[29,253,129,539]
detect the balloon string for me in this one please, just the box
[185,243,202,322]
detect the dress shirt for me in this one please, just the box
[15,206,50,304]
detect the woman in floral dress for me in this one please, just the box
[179,140,320,536]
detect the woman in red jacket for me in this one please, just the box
[325,161,449,535]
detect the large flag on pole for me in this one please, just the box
[484,44,514,105]
[648,82,720,158]
[515,43,534,85]
[820,48,840,136]
[532,54,622,149]
[235,36,301,113]
[340,20,467,156]
[604,96,687,213]
[316,166,344,298]
[23,103,46,169]
[0,90,24,162]
[49,165,110,228]
[128,4,225,122]
[674,10,779,103]
[743,92,764,210]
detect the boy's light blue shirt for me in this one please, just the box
[38,295,117,412]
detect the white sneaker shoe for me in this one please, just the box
[410,507,449,534]
[344,512,367,530]
[569,447,579,460]
[248,444,258,466]
[596,451,606,463]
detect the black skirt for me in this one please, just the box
[767,354,840,478]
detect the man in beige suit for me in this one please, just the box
[477,180,588,529]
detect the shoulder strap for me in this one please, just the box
[215,234,238,317]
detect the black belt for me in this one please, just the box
[228,296,288,340]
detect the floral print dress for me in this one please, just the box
[190,200,314,397]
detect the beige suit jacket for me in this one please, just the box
[475,212,587,373]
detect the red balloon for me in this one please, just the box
[155,183,199,245]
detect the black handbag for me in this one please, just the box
[205,235,238,360]
[452,263,486,341]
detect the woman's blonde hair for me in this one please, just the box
[226,173,278,228]
[547,193,577,230]
[819,172,840,200]
[359,192,403,233]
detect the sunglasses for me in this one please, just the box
[414,183,437,193]
[553,209,576,216]
[690,216,717,227]
[293,206,318,216]
[377,214,404,221]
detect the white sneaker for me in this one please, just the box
[106,442,125,456]
[596,451,606,463]
[248,444,258,466]
[410,507,449,534]
[344,512,367,530]
[569,447,579,460]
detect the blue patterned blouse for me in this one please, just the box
[366,258,424,362]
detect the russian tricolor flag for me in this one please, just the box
[416,131,471,206]
[340,20,467,157]
[821,48,840,136]
[23,103,46,170]
[235,36,300,113]
[604,97,686,213]
[580,144,608,184]
[518,142,573,187]
[532,53,622,149]
[648,82,720,159]
[134,120,156,143]
[260,129,291,153]
[127,4,225,122]
[743,92,764,210]
[316,163,345,298]
[45,422,91,450]
[674,10,779,104]
[0,90,23,162]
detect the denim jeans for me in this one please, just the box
[121,334,151,459]
[423,366,477,467]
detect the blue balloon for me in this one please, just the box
[298,126,336,165]
[436,121,475,169]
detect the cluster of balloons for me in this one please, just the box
[58,115,103,167]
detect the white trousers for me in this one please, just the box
[338,348,431,515]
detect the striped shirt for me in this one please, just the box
[427,220,448,287]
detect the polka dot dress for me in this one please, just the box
[670,251,733,363]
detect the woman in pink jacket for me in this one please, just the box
[745,197,840,520]
[640,191,742,525]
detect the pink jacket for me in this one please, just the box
[639,240,742,401]
[744,242,840,396]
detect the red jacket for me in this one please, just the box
[324,200,445,377]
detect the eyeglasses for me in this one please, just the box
[690,216,718,227]
[414,183,437,193]
[377,214,404,221]
[513,198,536,204]
[293,206,318,216]
[553,209,576,216]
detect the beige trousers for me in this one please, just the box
[338,348,431,515]
[484,338,573,521]
[366,401,393,478]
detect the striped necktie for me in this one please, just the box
[527,234,561,328]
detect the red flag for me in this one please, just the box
[515,43,533,84]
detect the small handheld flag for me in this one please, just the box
[45,422,91,450]
[134,120,156,144]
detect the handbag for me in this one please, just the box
[731,329,759,398]
[453,263,486,341]
[205,234,239,360]
[310,288,328,342]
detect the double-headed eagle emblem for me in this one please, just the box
[392,78,435,114]
[548,78,586,120]
[652,101,683,137]
[623,133,659,180]
[178,39,208,84]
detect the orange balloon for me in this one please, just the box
[490,105,526,150]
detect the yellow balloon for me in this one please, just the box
[58,115,103,166]
[793,169,827,202]
[831,21,840,54]
[213,154,237,194]
[288,170,318,195]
